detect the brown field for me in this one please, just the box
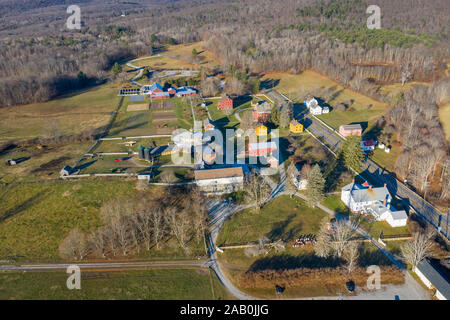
[127,104,149,112]
[152,110,177,121]
[0,85,120,144]
[150,100,175,110]
[439,102,450,142]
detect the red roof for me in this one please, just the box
[363,140,375,146]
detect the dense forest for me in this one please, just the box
[0,0,449,201]
[0,0,448,107]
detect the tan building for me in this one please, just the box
[194,167,244,194]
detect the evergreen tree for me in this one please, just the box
[270,103,280,126]
[341,135,364,171]
[251,78,260,94]
[280,102,292,128]
[306,164,325,207]
[76,71,88,87]
[112,62,122,75]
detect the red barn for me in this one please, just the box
[248,142,277,156]
[252,101,271,123]
[218,96,233,110]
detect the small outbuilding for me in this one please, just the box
[414,259,450,300]
[339,124,363,137]
[289,120,303,133]
[60,165,74,177]
[5,159,17,166]
[255,124,268,136]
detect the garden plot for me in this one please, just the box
[127,103,149,112]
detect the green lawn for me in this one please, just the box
[357,216,411,240]
[0,84,121,144]
[0,179,138,261]
[206,96,261,125]
[321,194,350,216]
[217,195,328,246]
[0,179,206,261]
[0,268,232,300]
[0,141,93,182]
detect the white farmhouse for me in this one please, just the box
[305,97,323,115]
[194,167,244,194]
[290,164,308,190]
[341,181,407,227]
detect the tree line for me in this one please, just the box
[59,186,209,260]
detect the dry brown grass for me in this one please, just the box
[127,104,149,112]
[238,266,404,289]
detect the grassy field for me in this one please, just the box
[217,195,328,246]
[263,70,389,133]
[0,141,93,182]
[0,84,120,144]
[217,241,397,299]
[0,268,232,300]
[370,141,402,172]
[133,55,196,69]
[0,179,206,261]
[0,179,138,261]
[133,41,220,70]
[206,96,266,126]
[439,102,450,143]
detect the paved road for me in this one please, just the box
[300,273,430,300]
[205,199,256,300]
[0,260,208,271]
[266,89,449,241]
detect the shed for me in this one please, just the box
[339,124,363,137]
[290,120,303,133]
[5,159,17,166]
[415,259,450,300]
[60,165,73,177]
[255,124,268,136]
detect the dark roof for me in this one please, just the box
[194,167,243,180]
[417,259,450,299]
[129,95,145,102]
[341,124,362,131]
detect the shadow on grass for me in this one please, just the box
[0,191,47,223]
[248,252,341,272]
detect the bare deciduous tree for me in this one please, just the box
[401,230,435,268]
[59,228,89,260]
[330,219,358,258]
[343,241,360,275]
[314,217,333,258]
[244,172,271,212]
[166,207,192,254]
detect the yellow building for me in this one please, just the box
[255,124,268,136]
[290,120,303,133]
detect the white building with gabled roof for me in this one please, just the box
[341,181,407,227]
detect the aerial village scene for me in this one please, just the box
[0,0,449,304]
